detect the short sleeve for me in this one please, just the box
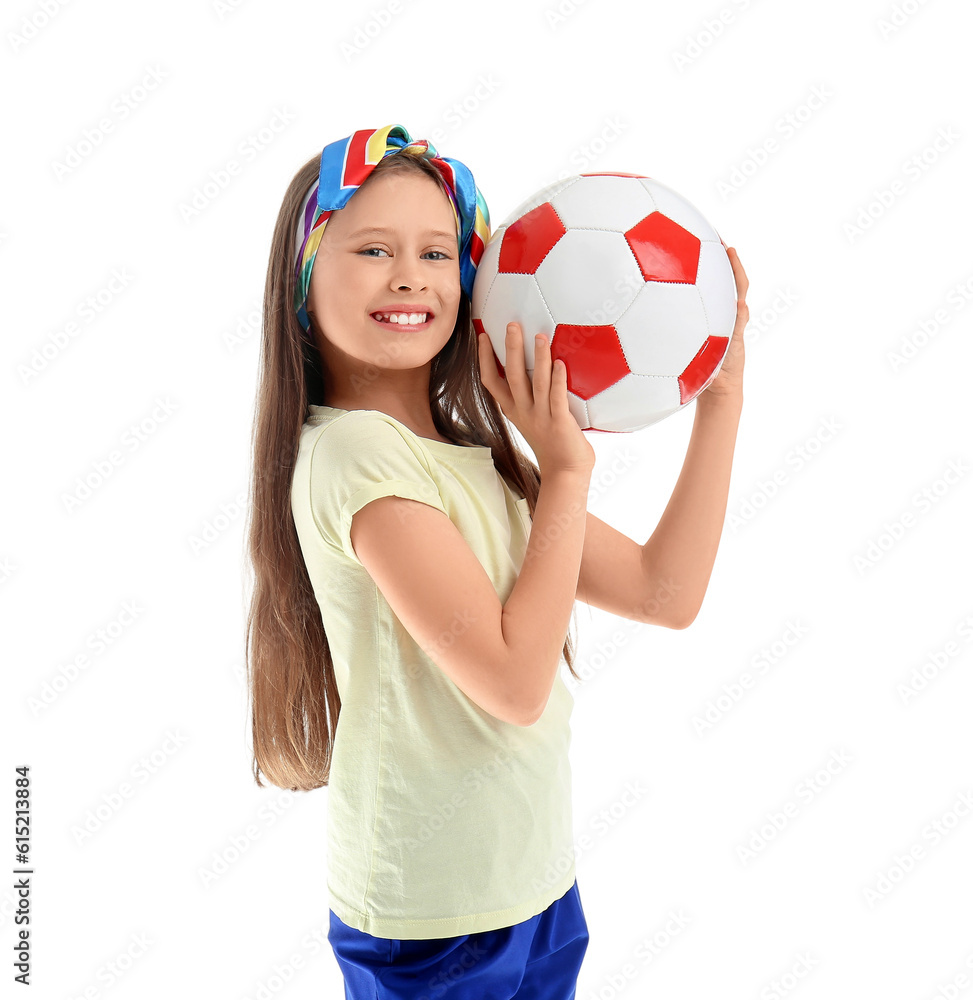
[306,411,448,565]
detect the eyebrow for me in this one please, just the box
[346,225,458,244]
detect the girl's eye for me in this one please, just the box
[357,248,452,260]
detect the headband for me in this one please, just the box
[293,124,491,338]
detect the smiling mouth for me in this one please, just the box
[370,311,433,329]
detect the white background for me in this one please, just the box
[4,0,973,997]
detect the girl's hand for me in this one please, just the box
[478,322,595,476]
[700,246,748,401]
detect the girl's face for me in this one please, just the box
[306,169,462,396]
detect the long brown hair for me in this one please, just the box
[244,149,580,792]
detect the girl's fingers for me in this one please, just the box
[533,333,552,416]
[550,356,569,414]
[504,322,531,405]
[478,331,494,381]
[727,247,749,300]
[479,330,515,413]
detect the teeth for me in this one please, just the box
[376,312,427,325]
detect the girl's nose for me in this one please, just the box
[389,258,426,292]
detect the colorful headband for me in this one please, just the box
[293,124,491,338]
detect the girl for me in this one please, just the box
[246,124,748,999]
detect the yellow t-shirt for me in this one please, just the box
[290,404,577,940]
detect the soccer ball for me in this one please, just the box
[471,173,737,434]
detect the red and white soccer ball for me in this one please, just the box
[471,173,737,434]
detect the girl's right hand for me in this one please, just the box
[478,322,595,477]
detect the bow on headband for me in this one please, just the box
[293,124,491,338]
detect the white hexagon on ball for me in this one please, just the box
[586,372,683,433]
[615,282,709,376]
[550,175,657,233]
[478,272,555,370]
[535,230,643,326]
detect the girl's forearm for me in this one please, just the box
[642,392,744,628]
[500,469,591,724]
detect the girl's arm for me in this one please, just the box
[575,247,749,629]
[351,464,590,728]
[574,394,743,628]
[641,391,743,627]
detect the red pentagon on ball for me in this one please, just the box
[498,202,566,275]
[625,212,701,283]
[551,324,629,399]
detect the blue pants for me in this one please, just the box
[328,880,589,999]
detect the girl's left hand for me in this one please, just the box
[700,246,748,401]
